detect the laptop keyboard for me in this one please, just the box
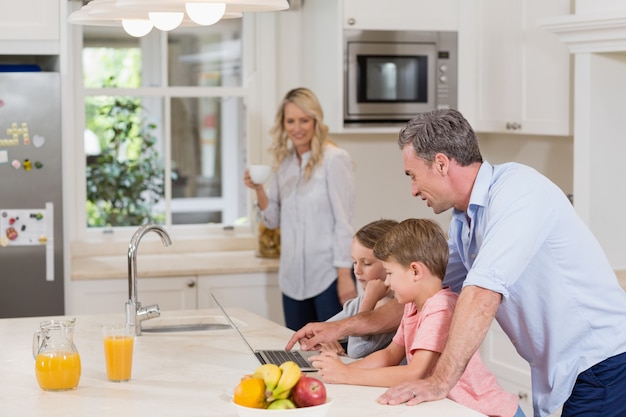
[263,350,311,369]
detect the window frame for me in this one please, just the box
[68,14,268,243]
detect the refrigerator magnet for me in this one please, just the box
[6,227,17,240]
[32,134,45,148]
[11,159,20,169]
[0,150,7,164]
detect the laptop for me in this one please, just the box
[211,293,318,372]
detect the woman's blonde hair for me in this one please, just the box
[269,87,332,181]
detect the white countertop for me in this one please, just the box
[1,309,485,417]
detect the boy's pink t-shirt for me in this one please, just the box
[392,288,518,417]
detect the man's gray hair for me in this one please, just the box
[398,109,482,166]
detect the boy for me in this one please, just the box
[310,219,522,417]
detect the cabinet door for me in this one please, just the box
[0,0,59,41]
[342,0,458,31]
[197,273,283,326]
[69,277,198,315]
[459,0,571,136]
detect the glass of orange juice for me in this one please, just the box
[102,324,135,382]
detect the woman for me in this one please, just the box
[244,87,357,330]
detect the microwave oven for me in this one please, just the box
[344,30,457,125]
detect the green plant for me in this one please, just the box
[86,90,164,227]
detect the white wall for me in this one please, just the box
[335,132,453,230]
[267,10,574,233]
[573,51,626,268]
[334,131,573,233]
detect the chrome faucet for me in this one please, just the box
[125,224,172,335]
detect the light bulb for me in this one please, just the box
[122,19,153,37]
[185,3,226,26]
[148,11,184,31]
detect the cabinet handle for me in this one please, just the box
[347,17,355,26]
[506,122,522,130]
[518,392,528,401]
[187,280,196,288]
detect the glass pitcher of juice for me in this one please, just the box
[32,318,81,391]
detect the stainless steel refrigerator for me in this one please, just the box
[0,71,64,318]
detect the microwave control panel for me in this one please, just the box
[435,34,457,110]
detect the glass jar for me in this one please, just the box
[32,318,81,391]
[256,222,280,259]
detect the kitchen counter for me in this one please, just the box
[1,309,485,417]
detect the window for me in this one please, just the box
[79,19,248,233]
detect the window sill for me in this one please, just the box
[71,249,279,280]
[69,227,281,280]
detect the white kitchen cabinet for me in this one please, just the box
[480,321,562,417]
[342,0,458,31]
[299,0,459,133]
[69,276,198,315]
[458,0,571,136]
[0,0,60,54]
[197,272,284,326]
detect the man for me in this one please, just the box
[286,109,626,417]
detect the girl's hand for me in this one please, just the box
[359,279,391,313]
[364,279,390,303]
[319,341,345,356]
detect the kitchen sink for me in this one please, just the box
[140,314,233,333]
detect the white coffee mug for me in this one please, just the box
[249,164,272,184]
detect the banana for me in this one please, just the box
[270,361,301,400]
[253,363,282,392]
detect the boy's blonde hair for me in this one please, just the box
[373,218,449,280]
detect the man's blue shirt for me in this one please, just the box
[444,161,626,416]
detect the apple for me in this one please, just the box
[267,399,296,409]
[291,375,327,407]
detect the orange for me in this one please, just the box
[233,377,266,408]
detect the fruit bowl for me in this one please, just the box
[232,399,333,417]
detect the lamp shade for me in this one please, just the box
[68,0,243,27]
[185,3,226,26]
[68,0,286,36]
[122,19,154,37]
[115,0,289,13]
[148,11,184,31]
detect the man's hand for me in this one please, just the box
[285,321,344,351]
[285,300,404,351]
[376,377,449,406]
